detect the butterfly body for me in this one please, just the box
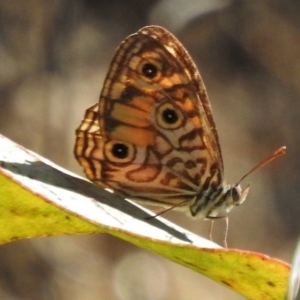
[74,26,249,221]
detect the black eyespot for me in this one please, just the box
[104,141,135,163]
[156,102,184,130]
[142,63,158,78]
[111,143,129,159]
[162,108,179,124]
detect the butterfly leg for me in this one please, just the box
[223,217,229,248]
[209,220,214,242]
[208,216,229,248]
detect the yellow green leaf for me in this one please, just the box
[0,134,290,300]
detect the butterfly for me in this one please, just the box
[74,25,285,233]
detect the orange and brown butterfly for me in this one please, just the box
[74,25,285,222]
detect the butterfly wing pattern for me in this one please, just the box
[74,26,249,220]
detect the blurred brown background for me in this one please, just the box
[0,0,299,299]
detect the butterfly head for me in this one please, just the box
[228,183,250,207]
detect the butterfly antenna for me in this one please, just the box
[237,146,286,185]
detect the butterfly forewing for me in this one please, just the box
[74,25,224,208]
[139,26,223,170]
